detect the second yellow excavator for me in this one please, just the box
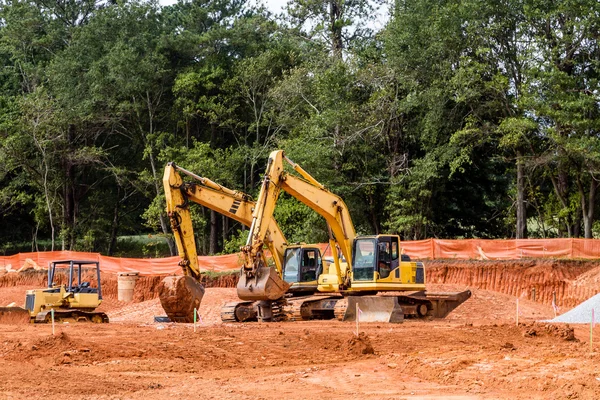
[236,150,471,323]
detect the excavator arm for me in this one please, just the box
[163,162,287,275]
[258,150,357,288]
[160,162,288,321]
[236,154,291,301]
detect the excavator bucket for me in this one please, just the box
[158,275,205,323]
[0,307,31,324]
[237,266,290,301]
[343,297,405,323]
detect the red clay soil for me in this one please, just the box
[1,308,599,399]
[2,259,600,399]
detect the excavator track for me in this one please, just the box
[270,299,287,322]
[221,299,289,323]
[221,301,256,323]
[287,299,305,321]
[285,295,340,321]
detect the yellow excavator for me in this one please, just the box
[235,150,471,323]
[159,162,322,322]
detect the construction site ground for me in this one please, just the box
[2,260,600,399]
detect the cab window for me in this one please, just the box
[378,241,391,278]
[283,248,300,283]
[392,241,398,260]
[300,249,319,282]
[353,239,376,281]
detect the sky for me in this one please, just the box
[159,0,288,13]
[158,0,390,30]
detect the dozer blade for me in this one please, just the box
[237,266,290,301]
[158,275,205,323]
[423,290,472,318]
[344,296,404,323]
[0,307,31,324]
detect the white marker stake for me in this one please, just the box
[516,298,519,326]
[51,308,55,336]
[591,309,594,353]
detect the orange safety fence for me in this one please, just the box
[1,238,600,276]
[400,238,600,260]
[0,251,242,276]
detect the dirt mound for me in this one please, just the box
[33,331,72,349]
[522,322,578,341]
[347,332,375,355]
[429,284,553,323]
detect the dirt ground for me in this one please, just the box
[1,282,600,400]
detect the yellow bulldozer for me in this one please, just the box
[0,260,109,323]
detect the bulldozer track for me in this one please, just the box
[34,310,109,323]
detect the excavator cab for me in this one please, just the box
[283,246,322,293]
[350,235,426,291]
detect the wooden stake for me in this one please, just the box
[51,309,55,336]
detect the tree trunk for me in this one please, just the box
[516,151,527,239]
[222,215,228,247]
[64,169,75,248]
[368,193,380,234]
[578,177,597,239]
[210,210,218,255]
[107,195,120,256]
[329,0,343,59]
[549,161,573,237]
[147,146,176,255]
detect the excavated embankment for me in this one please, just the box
[3,259,600,308]
[426,259,600,308]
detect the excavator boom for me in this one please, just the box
[237,154,290,302]
[159,162,294,322]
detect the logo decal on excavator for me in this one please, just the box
[229,200,241,214]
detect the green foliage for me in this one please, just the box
[2,0,600,256]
